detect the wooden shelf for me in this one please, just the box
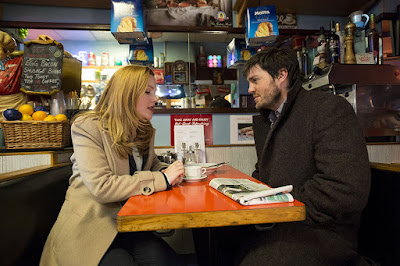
[384,56,400,61]
[153,107,257,114]
[195,67,237,81]
[0,20,324,37]
[82,65,122,70]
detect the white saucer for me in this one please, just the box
[183,175,207,182]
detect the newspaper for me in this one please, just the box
[209,178,294,206]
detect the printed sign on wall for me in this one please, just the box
[171,114,213,146]
[230,115,254,144]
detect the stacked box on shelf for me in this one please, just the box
[128,38,154,66]
[227,38,257,69]
[111,0,147,44]
[245,5,279,47]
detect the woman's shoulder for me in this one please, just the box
[72,115,101,133]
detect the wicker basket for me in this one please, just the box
[1,120,71,150]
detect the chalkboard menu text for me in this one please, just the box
[21,43,64,94]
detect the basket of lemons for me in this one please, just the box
[1,104,70,150]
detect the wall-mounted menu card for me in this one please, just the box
[21,42,64,95]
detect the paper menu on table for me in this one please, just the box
[174,125,206,163]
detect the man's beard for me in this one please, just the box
[256,83,282,110]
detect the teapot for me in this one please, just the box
[349,10,369,29]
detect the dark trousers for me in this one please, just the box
[194,223,375,266]
[99,231,183,266]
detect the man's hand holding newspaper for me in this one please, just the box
[209,178,293,206]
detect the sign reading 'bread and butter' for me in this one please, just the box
[21,42,63,95]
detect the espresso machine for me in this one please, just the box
[303,64,400,139]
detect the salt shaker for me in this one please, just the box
[194,142,201,163]
[186,145,195,163]
[179,142,187,164]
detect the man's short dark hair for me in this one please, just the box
[242,47,301,88]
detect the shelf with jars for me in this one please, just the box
[81,65,121,84]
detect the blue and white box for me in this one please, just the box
[129,38,154,66]
[245,5,279,46]
[227,38,257,69]
[111,0,147,44]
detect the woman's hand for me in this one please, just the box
[163,161,184,186]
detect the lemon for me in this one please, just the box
[32,111,48,121]
[43,115,57,121]
[21,114,33,121]
[55,114,68,121]
[18,104,34,115]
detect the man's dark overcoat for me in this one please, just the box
[244,79,371,265]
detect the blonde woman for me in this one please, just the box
[40,65,185,266]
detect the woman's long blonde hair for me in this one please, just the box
[73,65,155,158]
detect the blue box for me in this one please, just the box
[129,38,154,66]
[245,5,279,46]
[227,38,257,69]
[111,0,147,44]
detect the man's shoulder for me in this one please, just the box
[299,89,350,106]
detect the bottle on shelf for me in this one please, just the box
[154,56,159,68]
[367,13,380,64]
[159,53,165,68]
[301,40,309,78]
[335,23,345,63]
[328,20,340,64]
[296,50,302,74]
[88,52,96,66]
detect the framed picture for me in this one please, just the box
[172,60,188,84]
[230,115,255,144]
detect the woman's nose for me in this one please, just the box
[152,94,158,102]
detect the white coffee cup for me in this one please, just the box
[184,165,206,179]
[284,14,295,24]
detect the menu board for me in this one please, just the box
[21,43,63,94]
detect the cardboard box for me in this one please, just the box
[111,0,147,44]
[355,52,375,64]
[128,38,154,66]
[245,5,279,46]
[227,38,256,69]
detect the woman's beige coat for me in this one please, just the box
[40,116,168,266]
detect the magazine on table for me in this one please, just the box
[209,178,294,206]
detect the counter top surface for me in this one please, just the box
[370,162,400,173]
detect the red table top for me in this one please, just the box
[117,165,305,232]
